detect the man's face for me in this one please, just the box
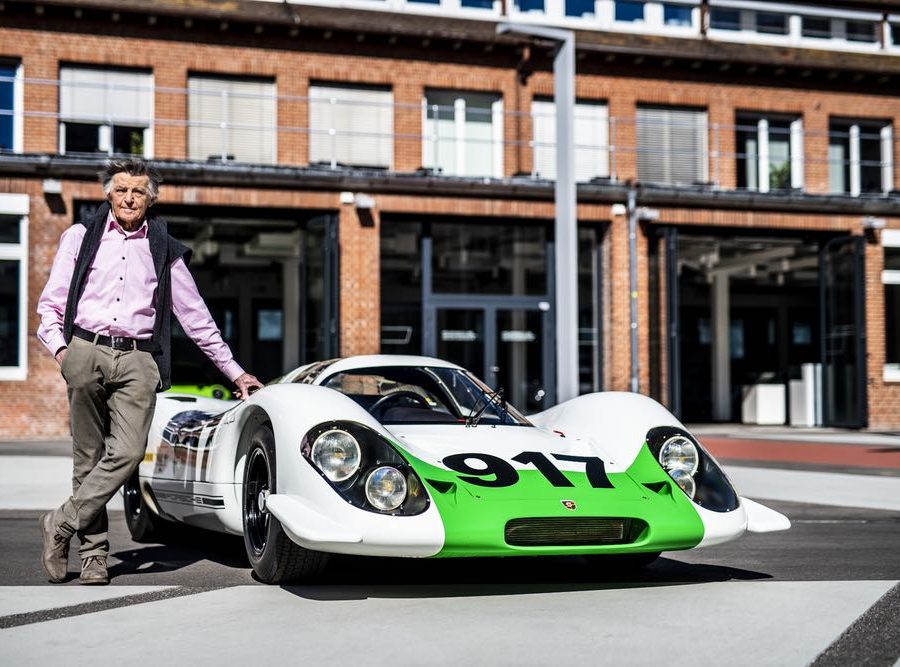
[107,172,151,230]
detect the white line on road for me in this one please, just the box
[0,456,122,511]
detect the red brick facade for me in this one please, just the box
[1,7,898,437]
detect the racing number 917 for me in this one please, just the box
[441,451,613,489]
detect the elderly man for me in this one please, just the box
[37,158,260,584]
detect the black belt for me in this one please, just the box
[72,326,158,353]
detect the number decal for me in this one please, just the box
[512,451,574,488]
[442,451,614,489]
[442,453,520,487]
[552,454,614,488]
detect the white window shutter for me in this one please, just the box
[60,67,152,125]
[188,75,275,164]
[309,83,393,168]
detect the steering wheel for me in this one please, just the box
[369,390,430,418]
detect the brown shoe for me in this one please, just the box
[79,556,109,585]
[39,511,70,583]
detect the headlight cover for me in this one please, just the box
[311,429,361,482]
[302,421,429,516]
[365,466,408,511]
[646,427,739,512]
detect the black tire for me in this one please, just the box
[583,552,661,571]
[242,424,327,584]
[123,470,170,542]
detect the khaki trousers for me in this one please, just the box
[57,336,160,558]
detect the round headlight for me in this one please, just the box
[365,466,407,512]
[311,429,361,482]
[669,468,696,499]
[658,435,699,475]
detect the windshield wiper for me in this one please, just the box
[466,387,505,427]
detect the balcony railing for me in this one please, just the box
[0,75,897,197]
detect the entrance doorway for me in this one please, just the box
[427,303,552,413]
[664,229,866,427]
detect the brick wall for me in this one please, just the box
[2,21,899,434]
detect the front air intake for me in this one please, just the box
[505,517,642,547]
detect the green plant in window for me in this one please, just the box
[130,131,144,156]
[769,162,791,190]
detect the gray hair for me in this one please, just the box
[100,158,161,204]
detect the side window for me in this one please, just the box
[0,195,29,380]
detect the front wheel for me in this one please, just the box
[242,424,327,583]
[123,471,171,542]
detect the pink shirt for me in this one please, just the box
[37,213,244,382]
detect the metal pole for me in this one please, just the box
[497,23,578,404]
[627,185,639,393]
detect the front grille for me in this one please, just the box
[505,517,639,547]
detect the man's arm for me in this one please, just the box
[37,226,86,365]
[170,257,261,398]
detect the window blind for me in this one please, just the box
[309,83,393,168]
[59,67,153,125]
[636,106,708,185]
[188,75,276,164]
[532,98,609,182]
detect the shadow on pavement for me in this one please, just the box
[110,526,248,579]
[281,555,772,601]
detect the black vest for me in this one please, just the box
[62,202,191,391]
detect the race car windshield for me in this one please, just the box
[320,366,531,426]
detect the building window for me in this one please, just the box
[892,23,900,47]
[636,106,708,186]
[188,74,276,164]
[709,8,740,30]
[736,114,803,192]
[755,12,788,35]
[801,16,831,39]
[308,83,393,169]
[0,194,28,381]
[884,230,900,381]
[423,90,503,178]
[0,63,23,153]
[515,0,544,12]
[59,66,153,157]
[663,4,693,26]
[846,20,877,43]
[615,1,645,22]
[461,0,494,8]
[531,98,609,182]
[829,120,893,196]
[566,0,595,18]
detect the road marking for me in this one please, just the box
[0,586,175,620]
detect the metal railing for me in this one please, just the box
[0,75,897,197]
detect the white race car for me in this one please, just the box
[126,355,789,583]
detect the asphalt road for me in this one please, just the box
[1,500,899,665]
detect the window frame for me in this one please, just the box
[0,194,29,381]
[883,229,900,382]
[58,65,154,158]
[735,112,804,193]
[308,81,394,170]
[0,62,24,153]
[187,73,277,165]
[828,118,893,196]
[421,89,504,179]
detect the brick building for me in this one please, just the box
[0,0,898,438]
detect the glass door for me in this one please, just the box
[431,304,552,413]
[819,236,867,428]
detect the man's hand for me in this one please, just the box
[55,348,68,366]
[234,372,263,400]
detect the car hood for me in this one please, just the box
[384,424,629,474]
